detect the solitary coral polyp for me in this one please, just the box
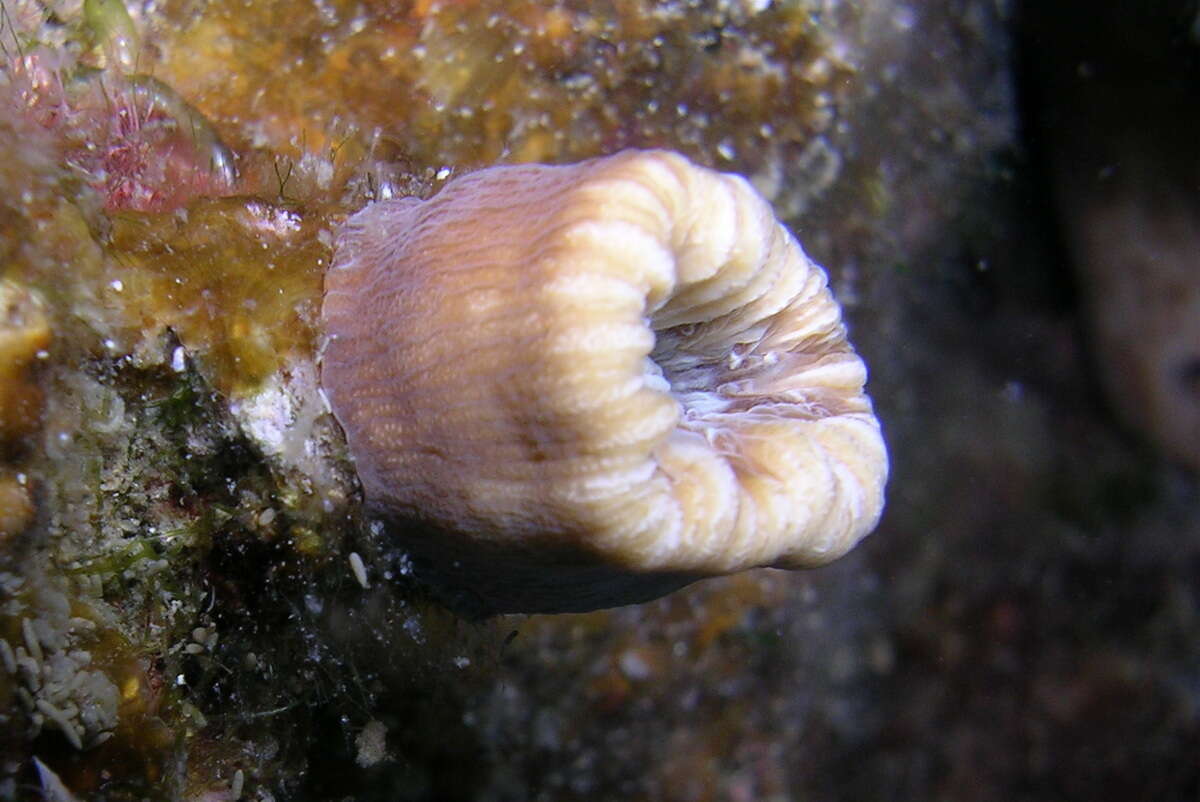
[320,150,888,613]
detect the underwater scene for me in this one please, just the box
[0,0,1197,799]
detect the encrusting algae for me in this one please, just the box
[148,0,855,197]
[105,198,329,397]
[0,0,885,795]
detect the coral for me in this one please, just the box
[321,149,886,613]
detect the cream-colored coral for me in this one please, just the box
[321,149,887,613]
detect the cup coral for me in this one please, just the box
[320,149,888,613]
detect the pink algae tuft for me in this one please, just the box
[5,48,236,213]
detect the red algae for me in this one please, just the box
[4,48,236,214]
[66,75,238,214]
